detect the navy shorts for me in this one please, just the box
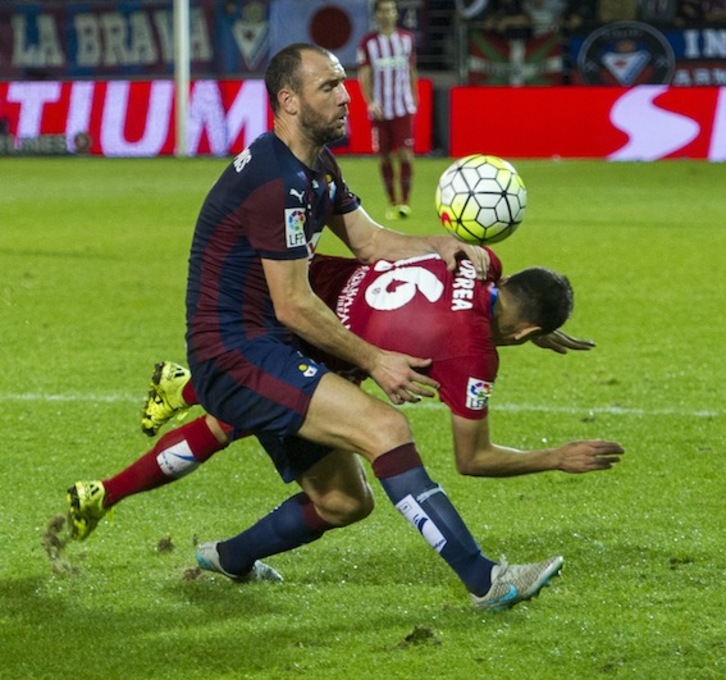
[252,432,332,483]
[190,336,330,441]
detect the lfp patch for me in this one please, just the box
[465,377,493,410]
[285,208,306,248]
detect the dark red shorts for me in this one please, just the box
[371,114,414,154]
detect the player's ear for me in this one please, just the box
[277,88,298,115]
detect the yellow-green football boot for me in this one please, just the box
[66,481,107,540]
[141,361,191,436]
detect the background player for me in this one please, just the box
[357,0,418,219]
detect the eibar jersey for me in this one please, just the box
[186,132,360,364]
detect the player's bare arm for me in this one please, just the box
[327,207,491,278]
[450,413,625,477]
[357,64,382,120]
[262,256,438,403]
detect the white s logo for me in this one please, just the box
[608,86,699,160]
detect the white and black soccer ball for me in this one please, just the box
[435,154,527,245]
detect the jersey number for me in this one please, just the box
[364,265,444,311]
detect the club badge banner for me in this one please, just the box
[467,22,726,86]
[569,22,726,87]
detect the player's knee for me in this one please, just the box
[339,488,375,525]
[369,406,413,451]
[316,485,375,527]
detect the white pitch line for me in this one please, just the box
[4,392,135,403]
[403,401,721,418]
[1,392,720,418]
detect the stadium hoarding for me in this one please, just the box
[466,31,564,86]
[0,78,433,157]
[0,0,373,80]
[570,23,726,87]
[466,22,726,87]
[449,85,726,161]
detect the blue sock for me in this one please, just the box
[217,492,333,575]
[373,444,496,596]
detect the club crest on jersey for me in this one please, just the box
[285,208,307,248]
[465,378,493,410]
[298,363,318,378]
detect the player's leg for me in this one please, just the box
[373,121,398,215]
[297,448,373,526]
[67,414,230,540]
[398,146,414,214]
[190,344,557,606]
[203,449,373,578]
[297,374,501,598]
[299,374,563,608]
[393,114,415,214]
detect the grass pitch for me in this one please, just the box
[1,155,724,679]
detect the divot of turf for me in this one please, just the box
[157,536,175,553]
[396,625,441,649]
[42,514,79,575]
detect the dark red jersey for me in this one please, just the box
[309,251,502,419]
[356,28,417,120]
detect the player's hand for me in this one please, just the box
[428,237,491,280]
[367,102,383,121]
[556,439,624,473]
[370,351,439,404]
[532,330,595,354]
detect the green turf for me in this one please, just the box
[1,156,724,679]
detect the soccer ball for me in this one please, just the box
[435,154,527,245]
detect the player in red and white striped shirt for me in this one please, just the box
[357,0,418,220]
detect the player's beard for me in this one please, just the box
[299,99,346,146]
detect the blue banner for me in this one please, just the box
[0,0,372,79]
[569,22,726,86]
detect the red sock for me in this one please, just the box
[181,379,197,405]
[103,416,226,508]
[381,160,396,204]
[400,160,412,204]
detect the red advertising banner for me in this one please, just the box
[0,78,433,157]
[449,85,726,160]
